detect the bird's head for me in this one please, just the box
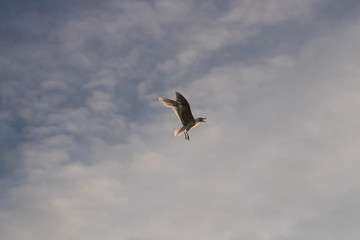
[196,117,206,123]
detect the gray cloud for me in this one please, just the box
[1,0,360,239]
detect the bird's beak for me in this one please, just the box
[203,118,207,122]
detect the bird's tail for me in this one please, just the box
[174,126,187,136]
[158,97,178,107]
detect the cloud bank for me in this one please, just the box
[1,0,360,239]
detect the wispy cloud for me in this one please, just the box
[1,0,360,239]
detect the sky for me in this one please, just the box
[1,0,360,239]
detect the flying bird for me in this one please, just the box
[159,92,206,141]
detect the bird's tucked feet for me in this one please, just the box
[184,132,190,141]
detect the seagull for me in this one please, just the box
[159,92,206,141]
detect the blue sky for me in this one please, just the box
[1,0,360,239]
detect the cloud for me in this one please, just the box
[130,152,178,174]
[1,0,360,240]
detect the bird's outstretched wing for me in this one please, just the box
[176,92,195,125]
[158,97,183,125]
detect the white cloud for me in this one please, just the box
[1,1,360,240]
[222,0,317,25]
[87,90,116,112]
[130,153,178,174]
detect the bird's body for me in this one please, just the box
[159,92,206,141]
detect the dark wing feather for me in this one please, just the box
[176,92,195,125]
